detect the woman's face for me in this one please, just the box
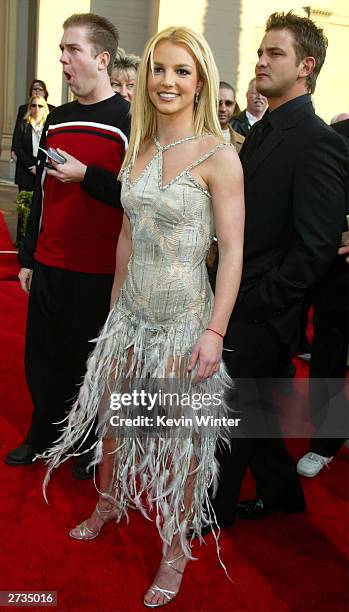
[30,97,45,122]
[147,40,201,119]
[31,82,46,98]
[110,68,137,102]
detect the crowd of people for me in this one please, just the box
[5,9,348,608]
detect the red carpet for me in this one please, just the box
[0,211,19,280]
[0,263,348,610]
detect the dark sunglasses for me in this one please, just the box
[31,104,44,108]
[219,100,235,107]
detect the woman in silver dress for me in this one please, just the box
[41,27,244,607]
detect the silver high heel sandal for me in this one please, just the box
[143,553,186,608]
[69,502,117,541]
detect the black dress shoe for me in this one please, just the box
[72,451,94,480]
[5,443,36,466]
[236,497,306,519]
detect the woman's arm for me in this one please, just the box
[207,146,244,334]
[188,146,245,379]
[110,213,132,309]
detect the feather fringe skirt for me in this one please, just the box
[39,300,232,567]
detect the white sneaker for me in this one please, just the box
[297,452,333,477]
[298,352,311,362]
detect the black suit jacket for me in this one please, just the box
[332,118,349,140]
[12,121,37,190]
[227,98,348,347]
[230,110,251,137]
[310,118,349,314]
[11,102,55,150]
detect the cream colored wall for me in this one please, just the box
[157,0,208,32]
[314,5,349,122]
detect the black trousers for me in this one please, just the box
[24,262,113,453]
[211,307,305,526]
[309,263,348,458]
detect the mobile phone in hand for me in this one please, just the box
[39,146,66,164]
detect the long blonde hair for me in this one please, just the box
[123,26,222,168]
[24,95,50,126]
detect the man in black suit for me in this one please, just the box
[210,11,348,527]
[297,118,349,477]
[230,78,267,137]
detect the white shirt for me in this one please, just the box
[246,111,259,127]
[31,123,43,157]
[222,127,231,143]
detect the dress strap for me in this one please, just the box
[185,143,231,173]
[153,134,204,152]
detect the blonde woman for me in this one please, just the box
[110,47,140,102]
[13,95,49,244]
[41,27,244,607]
[13,95,49,192]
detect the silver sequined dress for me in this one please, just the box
[42,136,232,559]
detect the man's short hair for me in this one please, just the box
[219,81,236,96]
[63,13,119,76]
[266,11,328,94]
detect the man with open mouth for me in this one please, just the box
[5,12,130,480]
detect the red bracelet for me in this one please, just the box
[206,327,224,340]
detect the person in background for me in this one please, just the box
[230,77,267,136]
[13,95,49,192]
[218,81,245,153]
[12,95,50,245]
[330,112,349,125]
[297,117,349,478]
[11,80,55,161]
[110,47,140,102]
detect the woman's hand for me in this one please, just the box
[28,165,36,175]
[188,330,223,382]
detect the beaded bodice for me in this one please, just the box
[119,136,228,326]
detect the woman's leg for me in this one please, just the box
[69,438,118,538]
[143,456,197,606]
[70,346,136,539]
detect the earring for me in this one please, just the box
[195,92,200,104]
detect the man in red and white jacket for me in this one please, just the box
[5,13,130,478]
